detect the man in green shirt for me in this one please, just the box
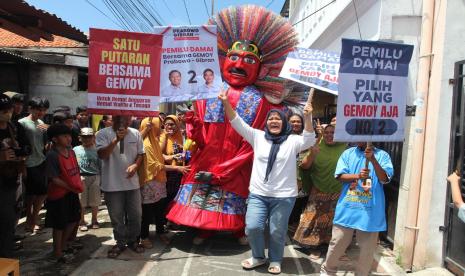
[18,96,49,233]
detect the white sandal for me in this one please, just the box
[241,257,267,269]
[268,262,281,274]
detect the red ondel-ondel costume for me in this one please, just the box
[166,5,299,239]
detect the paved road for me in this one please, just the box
[16,205,393,276]
[71,228,322,276]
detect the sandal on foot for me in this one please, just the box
[91,223,100,229]
[241,257,267,270]
[79,225,88,232]
[107,245,125,258]
[268,262,281,274]
[127,242,145,254]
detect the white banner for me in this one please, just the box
[280,47,339,95]
[88,93,159,111]
[154,26,222,103]
[334,39,414,142]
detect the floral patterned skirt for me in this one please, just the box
[293,186,340,247]
[140,180,166,204]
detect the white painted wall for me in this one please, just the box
[287,0,465,268]
[422,0,465,267]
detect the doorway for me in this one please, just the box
[445,59,465,275]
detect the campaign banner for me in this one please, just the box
[87,28,163,116]
[280,47,339,95]
[154,26,222,103]
[334,39,414,142]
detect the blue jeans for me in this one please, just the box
[245,193,296,263]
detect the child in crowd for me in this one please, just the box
[72,106,90,147]
[73,127,101,231]
[74,106,90,129]
[45,124,83,262]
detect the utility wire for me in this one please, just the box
[182,0,192,24]
[102,0,131,30]
[292,0,336,26]
[102,0,164,32]
[266,0,275,8]
[162,0,176,17]
[106,0,136,30]
[85,0,125,29]
[147,0,166,25]
[203,0,210,18]
[352,0,363,39]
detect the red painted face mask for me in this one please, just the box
[222,51,261,88]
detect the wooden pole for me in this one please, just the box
[306,87,315,106]
[363,141,373,190]
[306,88,321,146]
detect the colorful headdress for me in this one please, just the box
[209,5,298,96]
[228,40,262,60]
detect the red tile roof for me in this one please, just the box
[0,0,88,43]
[0,28,83,47]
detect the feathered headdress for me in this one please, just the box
[208,5,298,96]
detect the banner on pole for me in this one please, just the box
[280,47,339,95]
[334,39,414,142]
[87,28,163,116]
[153,26,222,103]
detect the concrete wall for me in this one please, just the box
[28,64,87,113]
[419,0,465,267]
[288,0,465,269]
[287,0,459,269]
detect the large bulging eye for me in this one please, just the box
[244,57,256,64]
[229,55,240,61]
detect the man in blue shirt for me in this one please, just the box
[320,143,393,276]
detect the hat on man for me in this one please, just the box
[80,127,94,136]
[3,91,25,103]
[0,93,13,110]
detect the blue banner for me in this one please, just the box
[339,39,413,76]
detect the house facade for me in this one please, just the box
[285,0,465,273]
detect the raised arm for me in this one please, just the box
[448,171,464,208]
[218,89,237,121]
[295,94,316,153]
[365,146,389,184]
[218,89,255,145]
[97,129,124,160]
[303,94,314,133]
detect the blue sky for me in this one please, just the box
[26,0,286,33]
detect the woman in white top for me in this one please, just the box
[219,90,315,274]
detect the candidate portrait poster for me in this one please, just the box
[280,47,339,95]
[153,25,222,103]
[87,28,163,116]
[334,39,414,142]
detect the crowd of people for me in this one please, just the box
[0,89,402,276]
[0,93,184,261]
